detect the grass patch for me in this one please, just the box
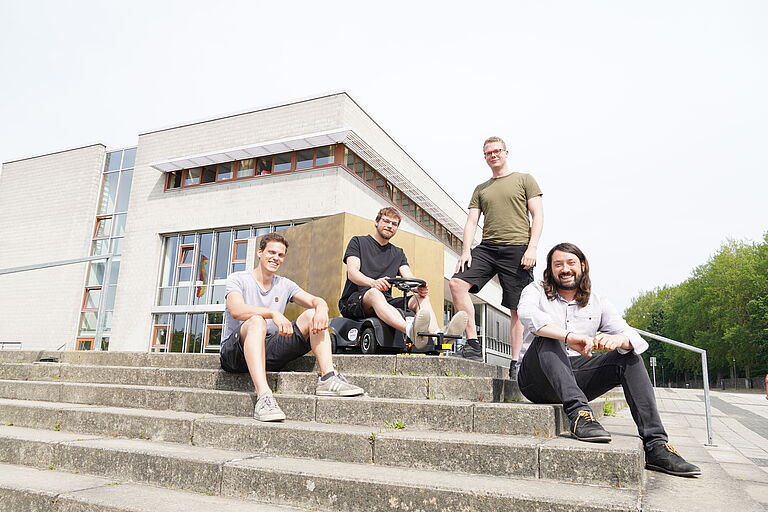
[603,400,616,416]
[385,419,406,430]
[52,423,61,432]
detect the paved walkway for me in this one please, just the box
[604,387,768,510]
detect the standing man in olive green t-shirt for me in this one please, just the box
[449,136,543,378]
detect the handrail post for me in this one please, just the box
[634,328,716,447]
[700,351,715,446]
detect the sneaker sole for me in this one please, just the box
[645,463,701,477]
[444,311,468,337]
[411,309,432,350]
[448,352,483,362]
[254,412,286,422]
[571,433,612,443]
[316,388,364,397]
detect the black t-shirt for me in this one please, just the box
[340,235,409,301]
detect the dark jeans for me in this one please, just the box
[518,336,668,450]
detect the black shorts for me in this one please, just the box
[452,242,533,310]
[219,320,311,373]
[338,288,408,320]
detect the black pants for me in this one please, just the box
[518,336,668,450]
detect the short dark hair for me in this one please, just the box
[375,207,401,224]
[542,242,591,307]
[259,232,289,251]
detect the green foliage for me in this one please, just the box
[385,419,406,429]
[603,400,616,416]
[625,233,768,381]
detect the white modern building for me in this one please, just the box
[0,93,512,364]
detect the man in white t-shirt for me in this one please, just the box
[220,232,364,422]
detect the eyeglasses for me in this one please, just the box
[484,149,506,158]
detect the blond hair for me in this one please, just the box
[483,136,507,151]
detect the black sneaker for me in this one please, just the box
[570,410,611,443]
[645,443,701,477]
[451,343,483,362]
[508,360,518,381]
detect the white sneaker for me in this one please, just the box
[406,309,431,349]
[442,311,468,337]
[254,393,286,422]
[316,372,364,397]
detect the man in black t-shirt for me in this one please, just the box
[339,207,467,348]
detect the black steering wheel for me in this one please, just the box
[386,277,426,292]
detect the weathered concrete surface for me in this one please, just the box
[0,399,208,443]
[0,462,307,511]
[194,417,375,463]
[222,455,639,512]
[474,402,561,437]
[429,376,504,402]
[314,395,475,431]
[375,429,542,478]
[539,435,644,488]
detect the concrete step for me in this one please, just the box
[0,398,643,488]
[0,351,503,377]
[0,425,640,511]
[0,379,622,436]
[0,381,568,436]
[0,462,306,512]
[0,362,517,401]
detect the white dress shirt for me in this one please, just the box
[517,282,648,364]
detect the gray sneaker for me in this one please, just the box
[316,372,364,397]
[407,308,432,349]
[254,393,286,422]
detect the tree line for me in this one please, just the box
[624,233,768,383]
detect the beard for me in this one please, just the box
[554,270,582,290]
[376,227,395,240]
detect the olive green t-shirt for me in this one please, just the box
[468,172,542,245]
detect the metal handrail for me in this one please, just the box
[634,328,715,446]
[0,254,113,276]
[0,254,115,352]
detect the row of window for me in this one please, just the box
[151,313,223,354]
[77,148,136,350]
[162,143,462,254]
[157,222,303,308]
[165,145,337,189]
[342,148,463,253]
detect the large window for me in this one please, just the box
[77,147,135,350]
[164,145,338,191]
[153,220,309,353]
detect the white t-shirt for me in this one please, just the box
[222,271,303,339]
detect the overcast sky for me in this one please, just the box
[1,1,765,314]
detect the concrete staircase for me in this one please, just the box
[0,351,642,511]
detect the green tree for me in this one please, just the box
[625,232,768,383]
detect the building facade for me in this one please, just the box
[0,93,512,365]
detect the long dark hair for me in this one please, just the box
[542,242,591,307]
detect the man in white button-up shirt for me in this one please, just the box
[517,242,701,477]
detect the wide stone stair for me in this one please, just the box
[0,350,643,512]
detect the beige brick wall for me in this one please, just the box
[0,145,106,350]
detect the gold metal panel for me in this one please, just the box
[252,213,445,326]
